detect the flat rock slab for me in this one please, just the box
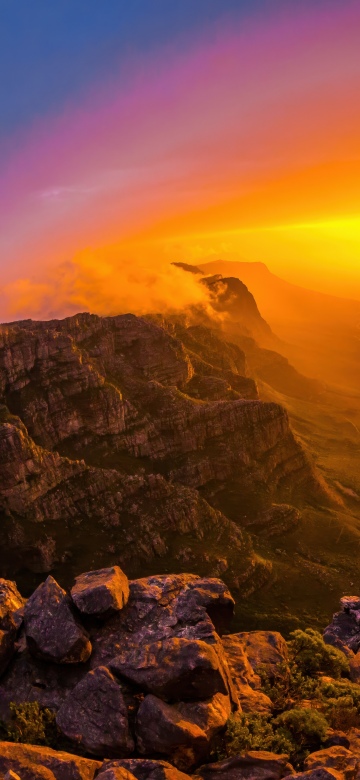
[71,566,129,618]
[0,741,100,780]
[24,576,91,664]
[56,666,134,756]
[110,636,229,701]
[197,752,294,780]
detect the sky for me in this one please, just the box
[1,0,360,320]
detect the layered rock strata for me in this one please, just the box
[0,313,326,584]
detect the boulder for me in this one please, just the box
[304,747,359,780]
[56,666,134,756]
[91,574,233,667]
[234,632,289,677]
[234,683,272,713]
[173,578,235,635]
[92,576,238,710]
[71,566,129,618]
[110,637,229,701]
[136,694,208,770]
[291,771,343,780]
[176,692,231,740]
[100,759,191,780]
[196,751,294,780]
[0,741,100,780]
[24,576,91,664]
[323,610,360,654]
[0,579,25,632]
[221,634,272,713]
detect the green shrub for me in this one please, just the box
[259,661,320,713]
[215,713,293,760]
[217,708,328,769]
[274,707,328,765]
[319,679,360,730]
[5,702,58,746]
[288,629,349,679]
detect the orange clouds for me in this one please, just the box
[2,247,209,321]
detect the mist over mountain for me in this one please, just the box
[198,260,360,392]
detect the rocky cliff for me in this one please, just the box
[173,265,323,401]
[0,313,328,585]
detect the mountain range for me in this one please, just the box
[0,262,359,634]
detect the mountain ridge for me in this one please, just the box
[0,311,328,594]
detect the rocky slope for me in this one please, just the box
[0,568,360,780]
[0,313,328,586]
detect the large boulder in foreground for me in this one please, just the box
[71,566,129,618]
[24,576,91,664]
[110,637,229,701]
[136,694,208,770]
[0,741,100,780]
[56,666,134,756]
[304,747,359,779]
[196,751,294,780]
[100,759,191,780]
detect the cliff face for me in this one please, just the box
[0,313,326,585]
[173,267,323,401]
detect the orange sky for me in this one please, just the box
[1,2,360,319]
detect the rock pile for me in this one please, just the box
[2,574,360,780]
[0,566,288,778]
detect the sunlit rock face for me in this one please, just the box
[0,312,325,587]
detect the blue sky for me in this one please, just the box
[0,0,266,136]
